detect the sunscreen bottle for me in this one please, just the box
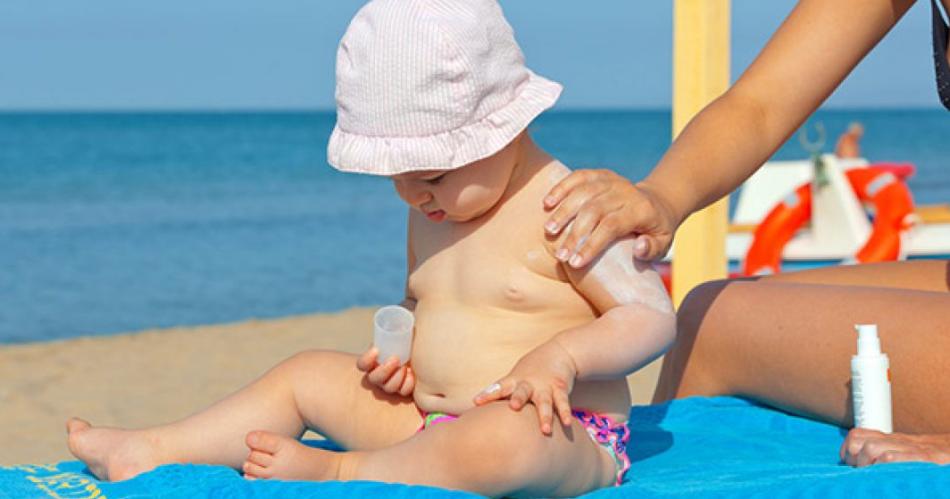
[851,324,892,433]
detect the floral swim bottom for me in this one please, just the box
[417,407,631,486]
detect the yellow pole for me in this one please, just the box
[671,0,731,307]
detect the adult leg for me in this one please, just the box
[244,402,618,498]
[67,350,420,481]
[761,260,950,292]
[654,279,950,433]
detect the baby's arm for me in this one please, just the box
[552,236,675,380]
[357,212,419,397]
[474,233,675,433]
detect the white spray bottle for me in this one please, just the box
[851,324,892,433]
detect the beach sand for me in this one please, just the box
[0,307,662,466]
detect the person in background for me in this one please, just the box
[540,0,950,467]
[835,122,865,159]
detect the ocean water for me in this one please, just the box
[2,110,948,343]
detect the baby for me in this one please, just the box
[65,0,675,496]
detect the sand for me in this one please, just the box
[0,307,662,466]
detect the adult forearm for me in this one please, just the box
[640,0,914,227]
[640,91,782,227]
[554,304,676,381]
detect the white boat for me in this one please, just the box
[726,154,950,272]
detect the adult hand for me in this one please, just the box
[543,169,679,267]
[356,347,416,397]
[840,428,950,467]
[472,339,578,435]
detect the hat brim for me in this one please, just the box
[327,72,562,176]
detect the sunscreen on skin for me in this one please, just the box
[851,324,892,433]
[374,305,415,365]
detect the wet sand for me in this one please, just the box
[0,307,662,466]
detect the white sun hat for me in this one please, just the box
[327,0,563,176]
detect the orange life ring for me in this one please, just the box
[743,167,916,276]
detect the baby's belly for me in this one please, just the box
[409,302,631,421]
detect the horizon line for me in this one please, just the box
[0,105,944,114]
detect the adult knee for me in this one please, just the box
[658,279,742,399]
[677,279,732,343]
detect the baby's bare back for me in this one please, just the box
[407,160,631,419]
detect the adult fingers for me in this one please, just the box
[634,234,672,261]
[509,381,534,411]
[366,357,400,386]
[874,450,927,465]
[552,388,573,427]
[356,347,379,372]
[532,390,555,435]
[854,439,913,467]
[841,428,881,463]
[562,210,625,268]
[398,367,416,397]
[382,365,407,393]
[543,169,607,210]
[544,179,610,238]
[473,378,516,405]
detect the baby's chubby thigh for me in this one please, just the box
[426,401,617,496]
[274,350,421,451]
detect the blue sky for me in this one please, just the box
[0,1,939,110]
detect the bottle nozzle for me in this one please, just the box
[855,324,881,356]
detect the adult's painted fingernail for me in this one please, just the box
[544,196,556,207]
[555,248,569,261]
[545,221,558,233]
[569,254,583,267]
[635,238,647,254]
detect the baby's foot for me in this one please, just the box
[242,431,343,481]
[66,418,164,482]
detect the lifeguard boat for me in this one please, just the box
[726,155,950,274]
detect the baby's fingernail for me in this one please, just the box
[545,221,558,233]
[555,248,569,261]
[481,383,501,395]
[569,254,583,267]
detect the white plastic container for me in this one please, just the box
[851,324,892,433]
[373,305,415,365]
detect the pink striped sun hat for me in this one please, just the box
[327,0,563,176]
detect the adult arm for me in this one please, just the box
[545,0,916,266]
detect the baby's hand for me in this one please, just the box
[356,347,415,397]
[472,339,578,435]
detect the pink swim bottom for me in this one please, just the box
[417,407,631,486]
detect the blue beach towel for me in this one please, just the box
[3,396,948,498]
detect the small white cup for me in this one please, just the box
[373,305,414,365]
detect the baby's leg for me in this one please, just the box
[654,279,950,432]
[244,402,617,497]
[67,350,421,481]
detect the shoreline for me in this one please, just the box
[0,308,661,466]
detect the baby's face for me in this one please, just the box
[391,139,518,223]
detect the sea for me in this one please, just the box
[2,110,948,344]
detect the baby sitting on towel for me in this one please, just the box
[66,1,674,496]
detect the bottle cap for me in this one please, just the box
[855,324,881,356]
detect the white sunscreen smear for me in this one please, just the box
[374,305,415,365]
[585,237,673,314]
[851,324,892,433]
